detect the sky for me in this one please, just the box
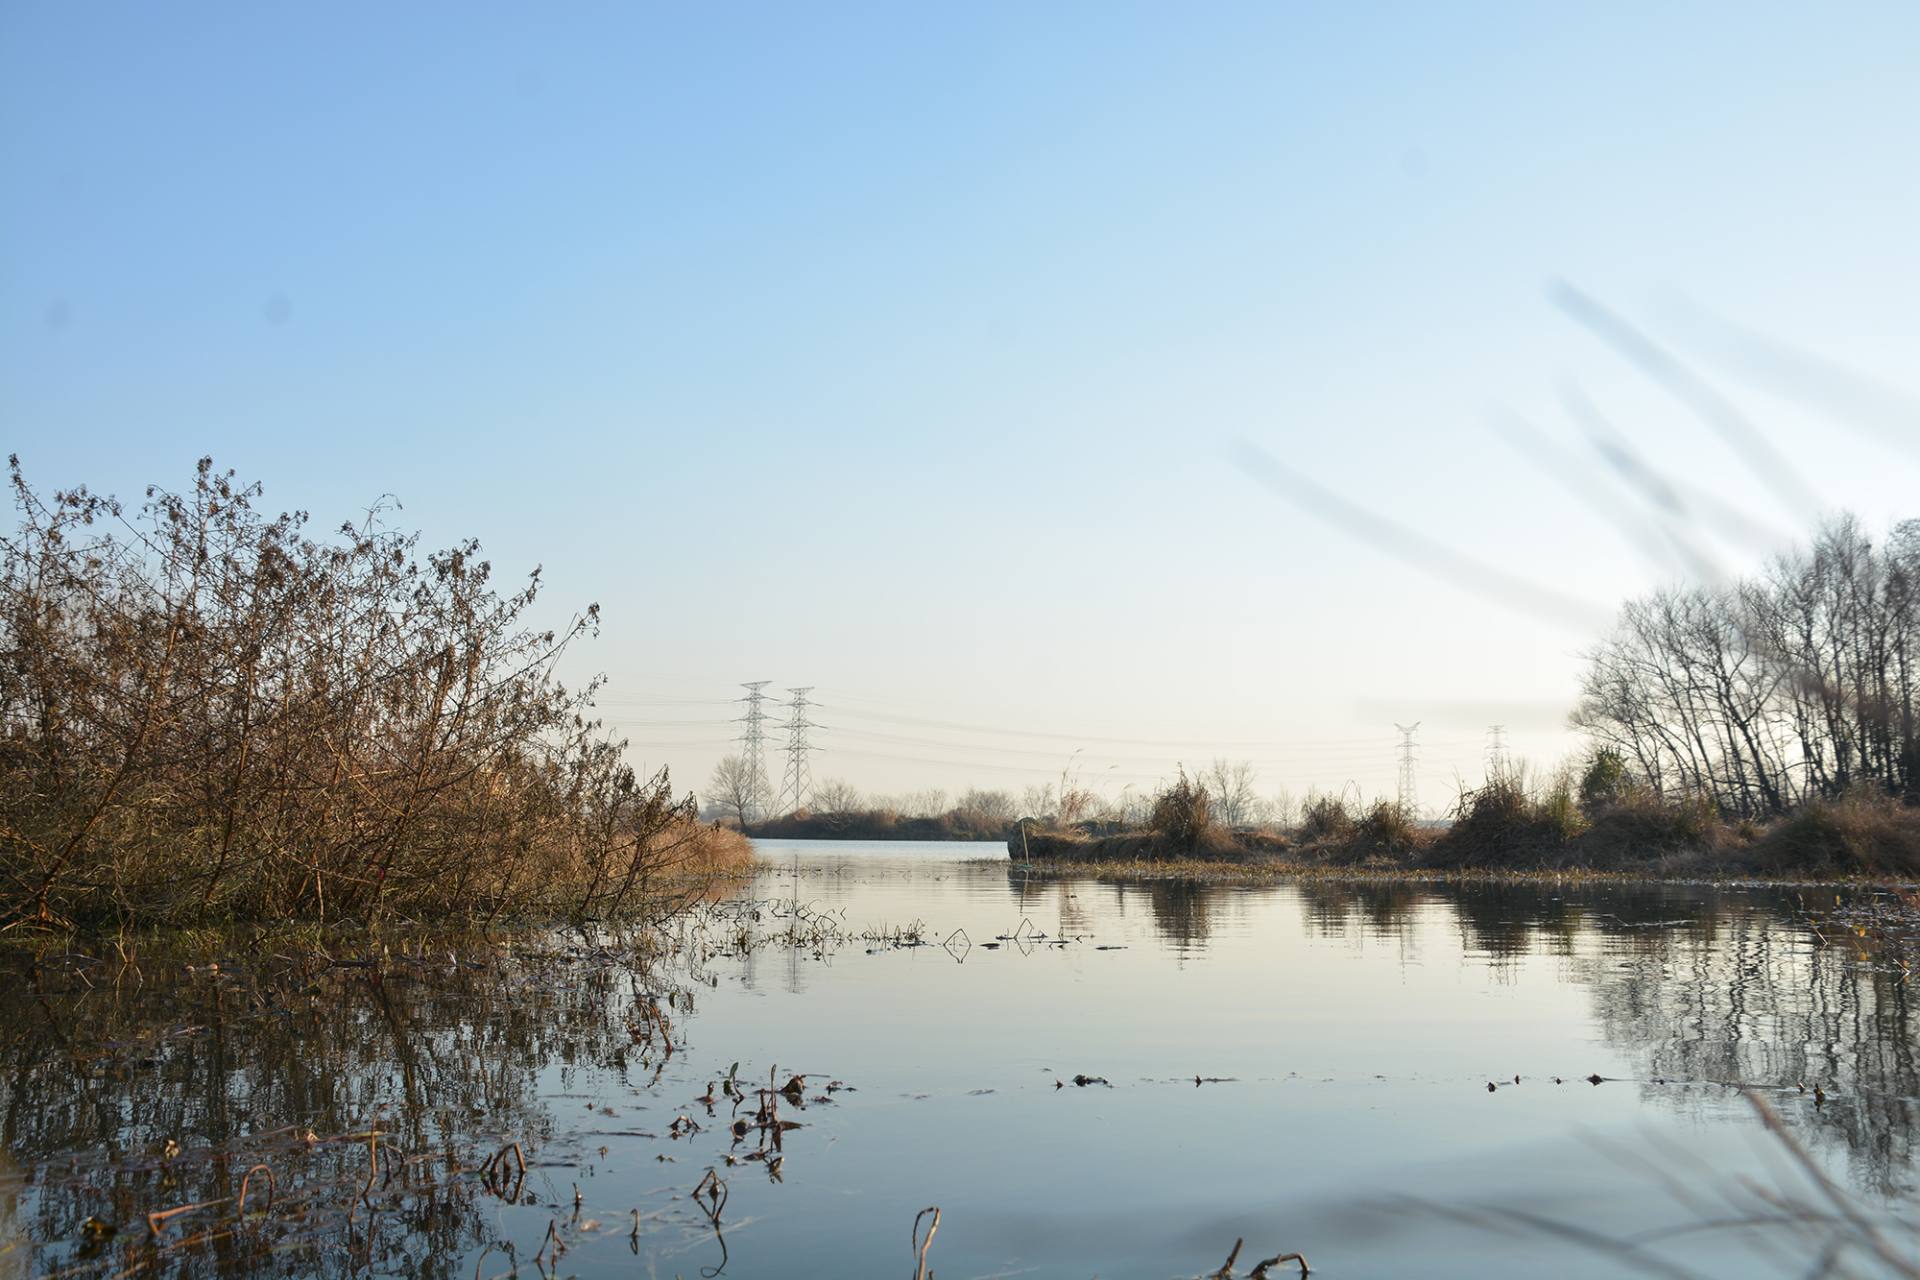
[6,3,1920,814]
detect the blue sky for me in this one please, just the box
[6,3,1920,809]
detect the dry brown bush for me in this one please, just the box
[0,458,725,930]
[1752,789,1920,875]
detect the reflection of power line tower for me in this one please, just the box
[1486,724,1509,779]
[738,681,772,820]
[779,687,816,815]
[1395,722,1420,816]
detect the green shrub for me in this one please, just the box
[1579,748,1629,812]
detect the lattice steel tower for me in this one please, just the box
[779,687,816,815]
[1395,722,1420,816]
[738,681,773,821]
[1486,724,1509,780]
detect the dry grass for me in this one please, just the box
[1752,790,1920,876]
[1006,854,1915,889]
[678,822,755,875]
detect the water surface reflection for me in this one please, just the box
[3,842,1916,1278]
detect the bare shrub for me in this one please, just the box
[1577,786,1722,866]
[0,458,719,929]
[1423,767,1585,869]
[1353,799,1418,855]
[1296,792,1357,845]
[1147,768,1230,854]
[1754,789,1920,875]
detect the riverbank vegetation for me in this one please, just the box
[747,807,1012,841]
[1014,515,1920,881]
[705,767,1025,840]
[0,458,750,933]
[1019,755,1920,879]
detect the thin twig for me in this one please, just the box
[912,1206,942,1280]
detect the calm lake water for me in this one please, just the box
[5,838,1919,1277]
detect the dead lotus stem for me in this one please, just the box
[912,1206,941,1280]
[694,1167,729,1226]
[145,1160,281,1240]
[1212,1237,1310,1278]
[479,1139,528,1193]
[534,1218,565,1265]
[236,1163,276,1215]
[360,1129,381,1205]
[146,1199,225,1239]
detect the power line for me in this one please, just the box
[808,724,1419,767]
[779,687,816,814]
[802,697,1470,752]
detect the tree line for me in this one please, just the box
[707,754,1289,833]
[1575,514,1919,816]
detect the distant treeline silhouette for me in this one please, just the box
[747,808,1014,842]
[708,761,1279,837]
[0,458,747,930]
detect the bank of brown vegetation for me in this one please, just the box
[0,459,749,932]
[1011,761,1920,881]
[1012,767,1283,863]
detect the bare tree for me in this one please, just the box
[0,457,732,929]
[1202,758,1260,828]
[899,788,947,818]
[810,777,862,814]
[1575,514,1920,813]
[1019,783,1056,821]
[1262,786,1298,832]
[956,787,1015,822]
[707,755,759,828]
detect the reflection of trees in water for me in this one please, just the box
[1000,873,1225,953]
[1000,874,1106,946]
[1007,870,1920,1191]
[1137,882,1213,954]
[1294,880,1425,947]
[0,941,671,1277]
[1444,880,1742,964]
[1564,897,1920,1195]
[1339,878,1920,1191]
[1397,880,1920,1194]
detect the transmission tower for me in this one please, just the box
[738,681,772,821]
[779,687,816,815]
[1395,722,1420,816]
[1486,724,1510,780]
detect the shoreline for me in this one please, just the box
[995,855,1920,890]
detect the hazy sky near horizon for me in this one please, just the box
[7,3,1920,811]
